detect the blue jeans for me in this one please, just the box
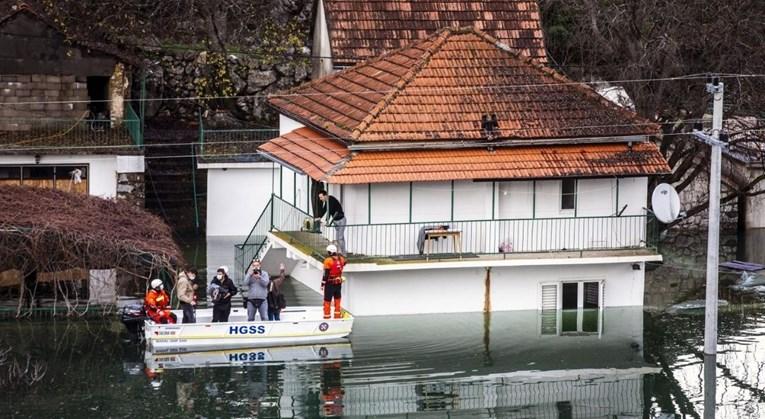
[268,308,281,321]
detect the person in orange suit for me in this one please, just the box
[144,278,176,324]
[322,244,346,319]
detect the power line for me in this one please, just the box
[2,73,765,106]
[2,125,764,154]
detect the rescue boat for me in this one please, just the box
[143,306,353,353]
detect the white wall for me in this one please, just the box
[206,165,276,236]
[497,180,534,219]
[280,166,296,205]
[617,177,648,216]
[453,180,492,220]
[0,154,119,198]
[278,115,305,136]
[412,181,450,222]
[577,178,616,216]
[370,183,409,223]
[343,184,369,225]
[535,180,570,218]
[341,262,643,316]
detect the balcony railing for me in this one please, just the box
[198,117,279,157]
[236,196,659,271]
[0,104,143,147]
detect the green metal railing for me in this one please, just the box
[234,196,275,279]
[0,104,143,147]
[198,119,279,156]
[124,103,143,147]
[270,195,658,259]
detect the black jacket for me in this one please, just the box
[316,195,344,221]
[210,276,238,307]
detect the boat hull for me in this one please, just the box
[144,306,353,353]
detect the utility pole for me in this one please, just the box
[693,78,724,419]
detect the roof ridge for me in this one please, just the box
[351,27,454,140]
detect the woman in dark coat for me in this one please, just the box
[267,263,287,320]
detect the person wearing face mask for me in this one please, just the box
[176,267,198,323]
[208,266,238,322]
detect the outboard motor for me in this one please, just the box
[121,303,148,334]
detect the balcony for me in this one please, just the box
[0,104,143,150]
[197,118,279,163]
[235,196,659,276]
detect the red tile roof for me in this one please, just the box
[259,128,670,184]
[270,27,659,144]
[322,0,547,66]
[258,127,349,180]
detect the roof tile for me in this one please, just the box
[323,0,547,65]
[270,28,659,143]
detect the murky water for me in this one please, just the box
[3,230,765,418]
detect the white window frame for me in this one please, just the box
[538,279,604,337]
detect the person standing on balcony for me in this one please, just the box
[315,190,346,254]
[322,244,346,319]
[245,260,270,321]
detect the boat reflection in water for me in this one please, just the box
[140,307,657,418]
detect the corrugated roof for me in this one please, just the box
[259,127,670,184]
[258,127,349,180]
[322,0,547,66]
[270,27,659,144]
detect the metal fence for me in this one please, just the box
[0,104,143,147]
[198,121,279,155]
[234,197,275,279]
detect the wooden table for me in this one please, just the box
[424,230,462,260]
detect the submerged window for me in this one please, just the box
[561,178,576,210]
[540,281,601,335]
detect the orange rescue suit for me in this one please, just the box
[322,255,346,319]
[144,289,175,324]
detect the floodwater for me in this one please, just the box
[3,230,765,418]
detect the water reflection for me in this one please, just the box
[8,305,765,418]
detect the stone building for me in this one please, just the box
[0,4,144,206]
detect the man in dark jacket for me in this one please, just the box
[207,266,238,322]
[315,190,346,254]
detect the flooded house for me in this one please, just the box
[240,27,670,316]
[200,0,547,239]
[0,4,145,306]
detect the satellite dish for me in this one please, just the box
[651,183,681,223]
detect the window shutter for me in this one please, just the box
[540,284,558,311]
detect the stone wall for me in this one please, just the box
[672,167,739,232]
[116,173,145,207]
[142,51,311,123]
[0,74,89,124]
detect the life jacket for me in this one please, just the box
[324,256,346,283]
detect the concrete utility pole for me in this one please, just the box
[693,77,724,419]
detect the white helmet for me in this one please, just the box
[218,265,229,276]
[150,279,163,290]
[326,244,338,254]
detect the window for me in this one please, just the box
[0,167,21,185]
[539,281,602,335]
[9,165,89,194]
[560,178,576,210]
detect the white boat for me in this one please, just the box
[144,306,353,353]
[144,343,353,370]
